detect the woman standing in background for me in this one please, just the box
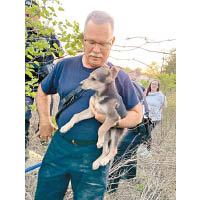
[145,79,167,149]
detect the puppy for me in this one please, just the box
[60,64,127,170]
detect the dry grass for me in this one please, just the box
[25,93,176,200]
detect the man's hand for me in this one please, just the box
[90,103,105,123]
[35,121,57,142]
[90,103,120,127]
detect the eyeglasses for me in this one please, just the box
[25,0,38,7]
[84,37,112,50]
[151,83,158,86]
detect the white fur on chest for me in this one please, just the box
[90,96,109,114]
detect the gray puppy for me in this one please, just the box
[60,64,127,170]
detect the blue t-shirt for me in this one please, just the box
[41,55,139,141]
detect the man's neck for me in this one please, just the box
[82,55,101,69]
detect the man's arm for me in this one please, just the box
[35,84,57,141]
[116,102,143,128]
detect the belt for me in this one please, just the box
[61,135,97,146]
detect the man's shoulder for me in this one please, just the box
[115,69,135,94]
[132,81,145,92]
[138,82,145,91]
[117,69,129,80]
[56,55,82,66]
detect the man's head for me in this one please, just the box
[82,11,115,68]
[129,71,137,81]
[25,0,40,21]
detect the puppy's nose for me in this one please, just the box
[80,80,86,90]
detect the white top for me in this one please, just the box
[146,91,167,121]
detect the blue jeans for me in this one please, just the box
[108,129,147,192]
[35,131,109,200]
[25,96,34,148]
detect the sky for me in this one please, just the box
[56,0,176,70]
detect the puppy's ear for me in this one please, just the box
[109,66,119,79]
[102,63,110,69]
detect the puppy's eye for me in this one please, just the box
[91,77,96,81]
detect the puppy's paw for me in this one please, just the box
[60,126,66,133]
[100,157,110,166]
[92,160,100,170]
[96,141,103,149]
[60,123,73,133]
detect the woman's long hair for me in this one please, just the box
[146,79,160,96]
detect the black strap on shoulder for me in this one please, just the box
[132,81,149,116]
[55,85,85,123]
[55,62,113,123]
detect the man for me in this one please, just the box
[25,0,61,158]
[129,70,149,115]
[35,10,142,200]
[129,71,145,91]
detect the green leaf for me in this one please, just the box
[30,64,35,68]
[64,43,70,50]
[34,61,40,66]
[60,37,67,42]
[66,21,72,27]
[25,71,33,78]
[40,12,47,19]
[48,6,55,12]
[53,43,59,49]
[52,20,57,26]
[56,0,60,4]
[30,104,37,110]
[28,68,35,72]
[27,55,33,60]
[67,49,75,56]
[59,51,64,57]
[78,42,83,49]
[58,7,64,11]
[137,184,144,191]
[44,9,50,17]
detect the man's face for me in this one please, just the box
[25,11,40,22]
[25,1,40,22]
[83,20,115,68]
[129,71,137,81]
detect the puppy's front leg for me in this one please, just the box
[92,132,110,170]
[97,118,116,148]
[60,109,94,133]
